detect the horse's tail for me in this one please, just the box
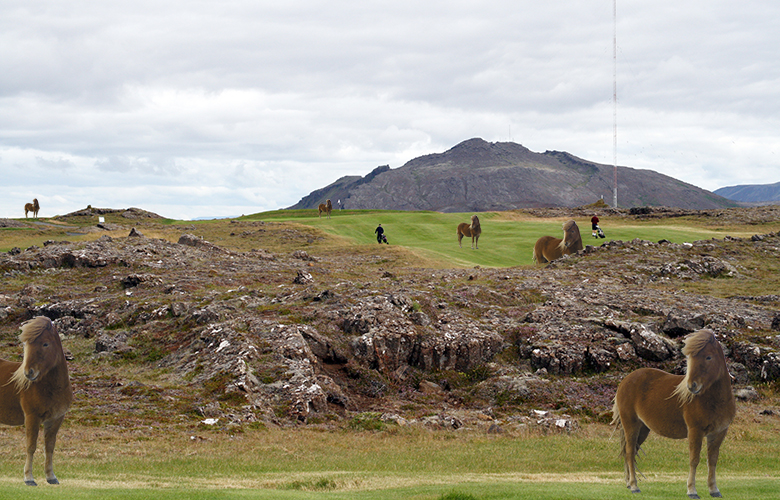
[610,397,626,456]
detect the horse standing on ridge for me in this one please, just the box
[612,329,735,498]
[318,199,332,219]
[24,199,40,218]
[0,317,73,486]
[532,220,583,264]
[457,214,481,249]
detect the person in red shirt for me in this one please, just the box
[591,214,600,238]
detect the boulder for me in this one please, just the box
[605,319,675,361]
[661,310,706,338]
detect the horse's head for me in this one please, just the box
[471,215,480,229]
[674,329,728,403]
[33,199,39,210]
[561,220,581,248]
[13,317,64,391]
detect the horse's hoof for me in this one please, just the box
[710,493,722,498]
[688,495,701,499]
[25,480,37,486]
[47,477,60,485]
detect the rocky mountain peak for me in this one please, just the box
[289,138,737,212]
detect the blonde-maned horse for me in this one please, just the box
[24,199,40,218]
[532,220,583,264]
[0,317,72,486]
[318,199,333,219]
[457,215,481,249]
[612,330,735,498]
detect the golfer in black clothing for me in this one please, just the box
[375,224,385,244]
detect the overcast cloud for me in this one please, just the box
[2,1,778,219]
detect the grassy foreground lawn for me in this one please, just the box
[0,410,776,499]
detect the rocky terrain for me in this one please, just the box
[290,138,738,212]
[1,206,779,434]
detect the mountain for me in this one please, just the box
[714,181,780,203]
[289,138,737,211]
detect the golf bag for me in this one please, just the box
[592,225,606,238]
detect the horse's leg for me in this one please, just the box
[705,429,728,498]
[687,429,704,499]
[617,426,631,488]
[636,424,650,452]
[621,416,643,493]
[458,231,463,248]
[43,416,65,485]
[24,415,41,486]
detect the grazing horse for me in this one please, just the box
[457,215,481,249]
[532,220,583,264]
[0,317,72,486]
[612,329,735,499]
[318,199,333,219]
[24,199,40,218]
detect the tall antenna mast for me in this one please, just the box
[612,0,618,208]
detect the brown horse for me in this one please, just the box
[612,329,735,499]
[318,199,332,219]
[457,215,481,249]
[24,199,40,218]
[532,220,583,264]
[0,317,72,486]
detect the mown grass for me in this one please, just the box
[0,407,777,499]
[247,210,774,268]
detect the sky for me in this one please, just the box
[2,1,779,220]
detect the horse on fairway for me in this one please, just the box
[24,199,40,218]
[612,329,735,499]
[532,220,583,264]
[0,316,72,486]
[457,215,481,249]
[318,199,332,219]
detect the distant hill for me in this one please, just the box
[714,181,780,203]
[289,138,737,212]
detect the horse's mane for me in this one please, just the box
[326,199,332,209]
[672,329,716,405]
[681,329,715,356]
[471,215,480,230]
[19,316,53,343]
[10,317,56,392]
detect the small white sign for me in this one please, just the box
[98,216,105,223]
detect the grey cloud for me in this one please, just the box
[1,0,778,218]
